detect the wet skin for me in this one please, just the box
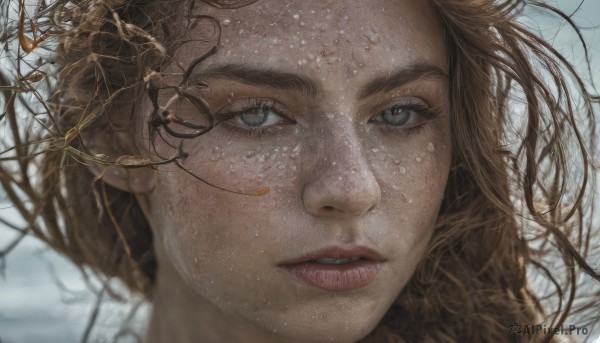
[136,0,452,342]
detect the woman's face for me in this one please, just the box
[139,0,451,341]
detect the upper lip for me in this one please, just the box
[278,245,386,265]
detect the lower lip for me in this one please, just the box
[279,259,383,292]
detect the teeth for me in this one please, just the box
[315,256,361,265]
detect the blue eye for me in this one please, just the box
[233,106,283,127]
[370,104,439,132]
[380,106,418,126]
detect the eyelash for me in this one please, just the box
[371,104,442,136]
[218,99,441,138]
[218,99,292,138]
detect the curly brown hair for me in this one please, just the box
[1,0,599,342]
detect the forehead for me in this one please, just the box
[182,0,447,85]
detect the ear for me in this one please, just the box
[80,126,158,194]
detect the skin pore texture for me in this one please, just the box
[132,0,452,342]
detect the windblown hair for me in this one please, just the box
[0,0,598,342]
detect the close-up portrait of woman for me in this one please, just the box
[1,0,599,342]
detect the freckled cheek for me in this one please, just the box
[182,141,303,197]
[375,142,450,210]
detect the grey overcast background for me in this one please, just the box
[1,1,600,343]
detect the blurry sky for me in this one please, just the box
[1,1,600,343]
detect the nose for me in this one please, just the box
[302,120,381,218]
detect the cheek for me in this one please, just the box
[372,136,451,240]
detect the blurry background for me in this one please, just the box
[1,0,600,342]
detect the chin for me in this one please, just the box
[264,307,385,343]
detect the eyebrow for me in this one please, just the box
[357,63,448,99]
[190,64,320,98]
[189,62,447,100]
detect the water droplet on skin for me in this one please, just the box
[372,148,379,153]
[325,113,334,120]
[255,233,259,237]
[365,29,380,44]
[426,142,435,152]
[246,150,256,158]
[292,13,300,20]
[393,159,401,165]
[332,161,337,166]
[292,144,301,154]
[222,18,231,26]
[258,155,266,163]
[399,167,406,174]
[282,146,289,152]
[415,155,422,163]
[277,163,285,170]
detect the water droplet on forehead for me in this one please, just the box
[222,18,231,26]
[371,148,379,153]
[415,155,422,163]
[399,167,406,174]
